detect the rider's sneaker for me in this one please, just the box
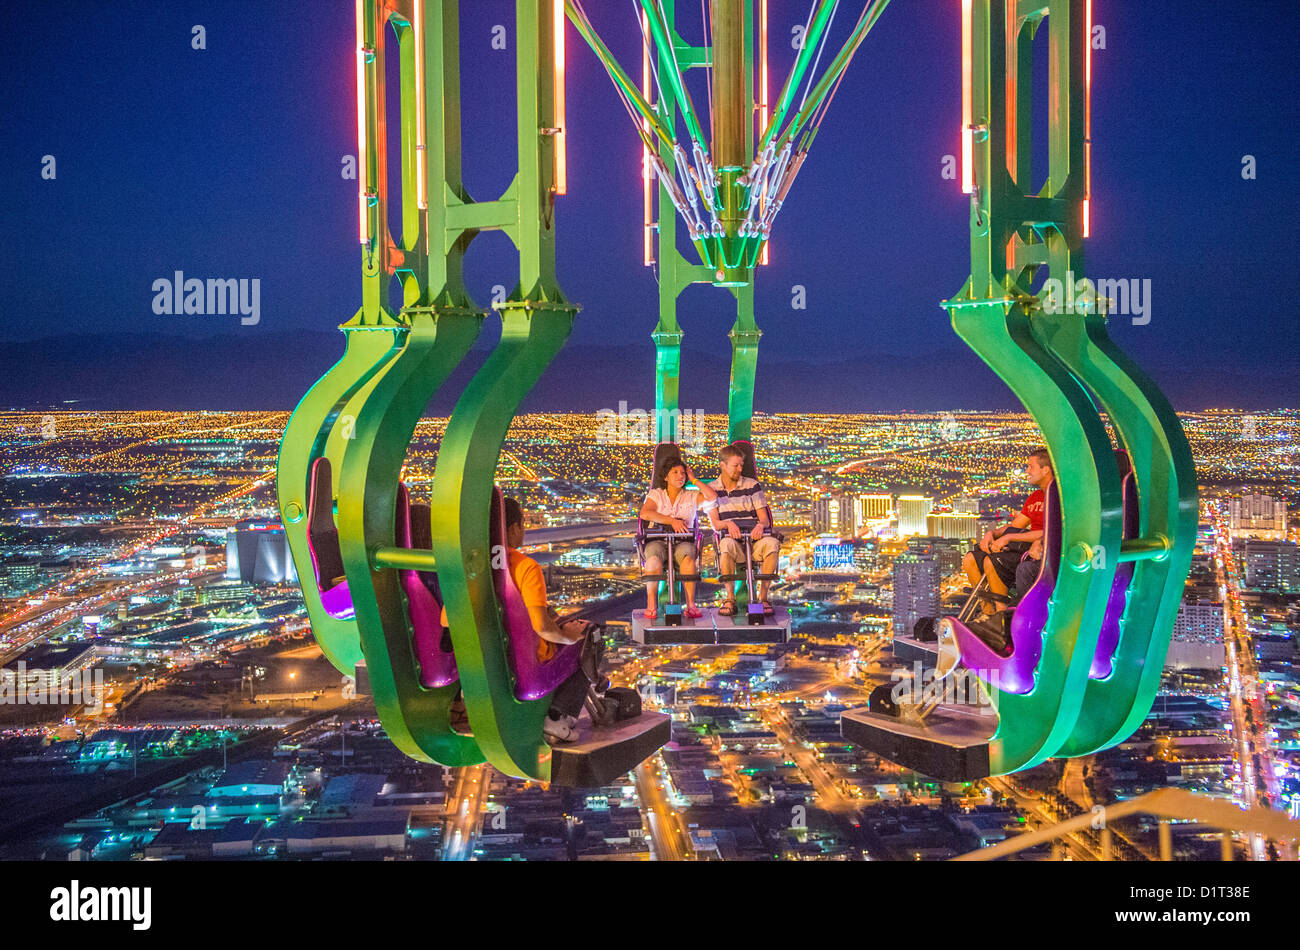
[542,714,579,744]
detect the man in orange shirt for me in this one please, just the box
[503,497,603,744]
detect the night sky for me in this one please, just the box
[2,1,1298,409]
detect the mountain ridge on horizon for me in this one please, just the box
[1,332,1289,413]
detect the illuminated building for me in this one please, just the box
[858,494,893,520]
[225,521,298,585]
[1229,494,1287,540]
[1168,599,1226,669]
[811,495,857,537]
[907,537,967,578]
[892,552,939,637]
[1243,541,1300,593]
[896,496,934,537]
[926,512,978,540]
[813,537,856,571]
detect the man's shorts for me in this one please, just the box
[717,534,780,565]
[971,541,1031,588]
[643,539,697,568]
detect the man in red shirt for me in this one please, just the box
[962,448,1054,610]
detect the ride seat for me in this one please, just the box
[1091,451,1139,679]
[395,483,458,688]
[490,486,581,702]
[634,441,705,570]
[949,479,1062,695]
[726,440,784,543]
[307,458,354,621]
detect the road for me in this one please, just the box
[634,758,693,861]
[1211,508,1292,861]
[442,762,490,861]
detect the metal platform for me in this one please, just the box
[714,605,791,644]
[629,606,790,645]
[630,607,719,645]
[840,702,997,782]
[890,632,940,665]
[547,710,672,787]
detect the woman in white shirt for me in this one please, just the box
[638,456,717,620]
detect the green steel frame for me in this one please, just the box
[277,0,1195,783]
[944,0,1196,773]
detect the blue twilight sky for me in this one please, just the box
[1,1,1297,406]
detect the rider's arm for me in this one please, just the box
[639,492,673,526]
[518,561,582,644]
[993,512,1031,538]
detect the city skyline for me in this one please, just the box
[2,407,1296,862]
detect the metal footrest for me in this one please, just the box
[840,702,995,782]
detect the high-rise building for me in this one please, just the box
[892,552,939,637]
[954,495,981,515]
[813,538,857,571]
[1244,541,1300,593]
[858,494,894,521]
[896,496,934,537]
[907,536,968,578]
[811,497,834,535]
[225,521,298,585]
[1230,494,1287,540]
[1168,599,1226,669]
[926,512,979,540]
[811,495,859,538]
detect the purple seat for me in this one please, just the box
[395,484,458,688]
[635,441,704,566]
[490,487,580,702]
[949,480,1062,695]
[1090,454,1140,679]
[724,440,782,543]
[307,458,354,621]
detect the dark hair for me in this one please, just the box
[654,455,686,490]
[1028,447,1052,472]
[503,496,524,530]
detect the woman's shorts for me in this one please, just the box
[643,539,697,567]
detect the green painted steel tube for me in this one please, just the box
[428,304,577,782]
[564,1,677,152]
[1050,309,1197,757]
[370,546,439,572]
[727,284,759,445]
[1116,538,1171,563]
[336,309,486,767]
[277,321,406,674]
[759,0,837,153]
[771,0,893,156]
[637,0,709,148]
[947,293,1122,775]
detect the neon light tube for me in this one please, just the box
[760,0,769,265]
[554,0,567,195]
[961,0,973,195]
[1083,0,1092,236]
[356,0,366,243]
[415,0,427,210]
[642,7,654,265]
